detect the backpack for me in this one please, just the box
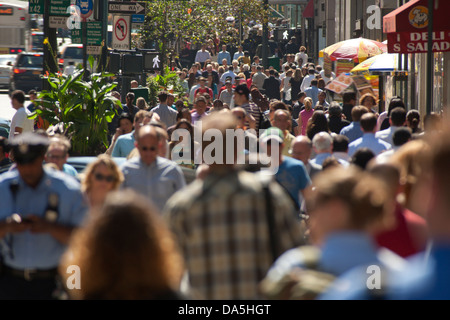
[260,246,336,300]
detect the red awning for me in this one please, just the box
[303,0,314,18]
[383,0,450,53]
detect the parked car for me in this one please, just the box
[0,54,16,89]
[9,52,43,93]
[0,117,10,138]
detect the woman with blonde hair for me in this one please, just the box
[136,97,148,110]
[59,190,186,300]
[298,97,314,136]
[81,154,124,209]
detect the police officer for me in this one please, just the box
[0,132,88,299]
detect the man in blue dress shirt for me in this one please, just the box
[121,125,186,213]
[340,106,369,143]
[217,44,231,66]
[0,133,88,299]
[348,113,391,157]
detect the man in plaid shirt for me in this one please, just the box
[163,112,306,300]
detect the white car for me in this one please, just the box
[58,44,84,70]
[0,54,16,88]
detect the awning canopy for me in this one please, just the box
[302,0,314,18]
[383,0,450,53]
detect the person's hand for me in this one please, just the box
[113,128,124,141]
[26,215,52,234]
[4,214,32,234]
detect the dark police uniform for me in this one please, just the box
[0,133,88,299]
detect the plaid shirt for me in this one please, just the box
[163,170,305,300]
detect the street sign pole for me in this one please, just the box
[43,0,58,83]
[83,21,88,80]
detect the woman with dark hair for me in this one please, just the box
[59,190,186,300]
[378,96,406,131]
[167,108,192,141]
[406,110,422,134]
[306,110,330,141]
[168,119,199,169]
[289,68,303,105]
[350,147,376,170]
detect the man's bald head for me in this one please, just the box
[136,125,160,165]
[273,109,291,131]
[291,136,313,164]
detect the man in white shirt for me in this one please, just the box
[375,107,407,146]
[300,68,316,92]
[295,46,308,67]
[233,46,245,61]
[9,90,34,139]
[195,44,211,65]
[220,65,236,85]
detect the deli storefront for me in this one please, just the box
[384,0,450,116]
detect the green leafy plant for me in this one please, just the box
[31,56,121,156]
[147,66,187,108]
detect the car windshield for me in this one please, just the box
[32,34,44,50]
[63,47,83,59]
[17,55,43,68]
[0,55,16,66]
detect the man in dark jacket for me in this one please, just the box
[328,102,351,134]
[263,69,281,101]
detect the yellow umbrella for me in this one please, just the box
[351,53,399,73]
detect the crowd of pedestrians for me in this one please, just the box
[0,38,449,301]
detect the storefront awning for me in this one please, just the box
[383,0,450,53]
[302,0,314,18]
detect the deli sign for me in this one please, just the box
[388,31,450,53]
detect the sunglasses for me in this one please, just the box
[94,173,115,182]
[140,146,157,152]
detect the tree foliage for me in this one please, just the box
[140,0,268,56]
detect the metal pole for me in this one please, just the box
[426,0,434,115]
[262,0,269,69]
[82,20,88,80]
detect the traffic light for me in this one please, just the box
[123,53,143,75]
[107,52,121,74]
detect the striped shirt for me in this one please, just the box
[163,170,305,300]
[239,102,262,132]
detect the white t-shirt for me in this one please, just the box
[9,107,34,139]
[320,70,336,85]
[296,52,308,66]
